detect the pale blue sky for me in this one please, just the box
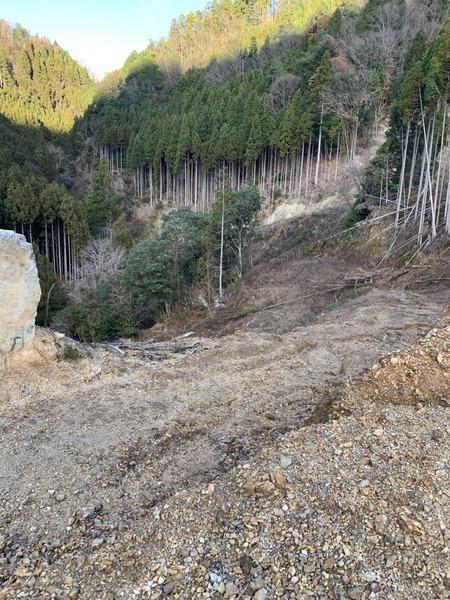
[0,0,208,79]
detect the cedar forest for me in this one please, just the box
[0,0,448,340]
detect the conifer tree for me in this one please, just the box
[86,159,116,235]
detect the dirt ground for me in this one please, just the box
[0,283,448,599]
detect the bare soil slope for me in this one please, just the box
[0,286,448,599]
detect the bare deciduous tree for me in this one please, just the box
[267,73,301,115]
[70,235,126,301]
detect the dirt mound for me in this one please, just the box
[347,321,450,409]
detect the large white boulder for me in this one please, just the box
[0,229,41,354]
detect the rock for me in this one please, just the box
[239,553,253,576]
[224,582,239,598]
[163,581,177,594]
[209,571,222,584]
[280,455,293,468]
[0,230,41,355]
[374,514,388,534]
[14,567,31,578]
[362,571,378,582]
[270,471,288,490]
[253,589,268,600]
[74,505,103,522]
[398,514,425,536]
[347,586,364,599]
[386,556,395,568]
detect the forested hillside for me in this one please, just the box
[0,0,448,340]
[79,0,448,218]
[0,21,94,131]
[0,22,94,291]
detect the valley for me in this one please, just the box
[0,0,449,598]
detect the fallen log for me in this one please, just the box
[221,278,375,322]
[95,339,201,358]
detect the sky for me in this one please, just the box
[0,0,208,79]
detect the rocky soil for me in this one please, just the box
[0,286,448,599]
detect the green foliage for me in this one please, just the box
[59,191,261,341]
[86,159,117,235]
[55,279,138,342]
[0,21,92,275]
[61,344,84,361]
[2,0,448,341]
[0,20,95,133]
[344,197,371,229]
[159,208,208,293]
[122,238,174,326]
[354,17,449,226]
[78,0,356,166]
[206,186,261,284]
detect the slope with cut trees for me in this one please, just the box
[352,19,450,248]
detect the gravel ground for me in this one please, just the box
[0,288,448,599]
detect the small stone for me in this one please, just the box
[374,514,388,534]
[75,505,102,521]
[362,571,378,582]
[224,582,239,598]
[254,589,268,600]
[399,514,425,536]
[386,556,395,568]
[239,554,253,576]
[14,568,31,578]
[373,428,384,437]
[271,471,287,490]
[68,588,80,599]
[280,455,293,468]
[209,571,222,584]
[348,586,363,599]
[163,582,176,594]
